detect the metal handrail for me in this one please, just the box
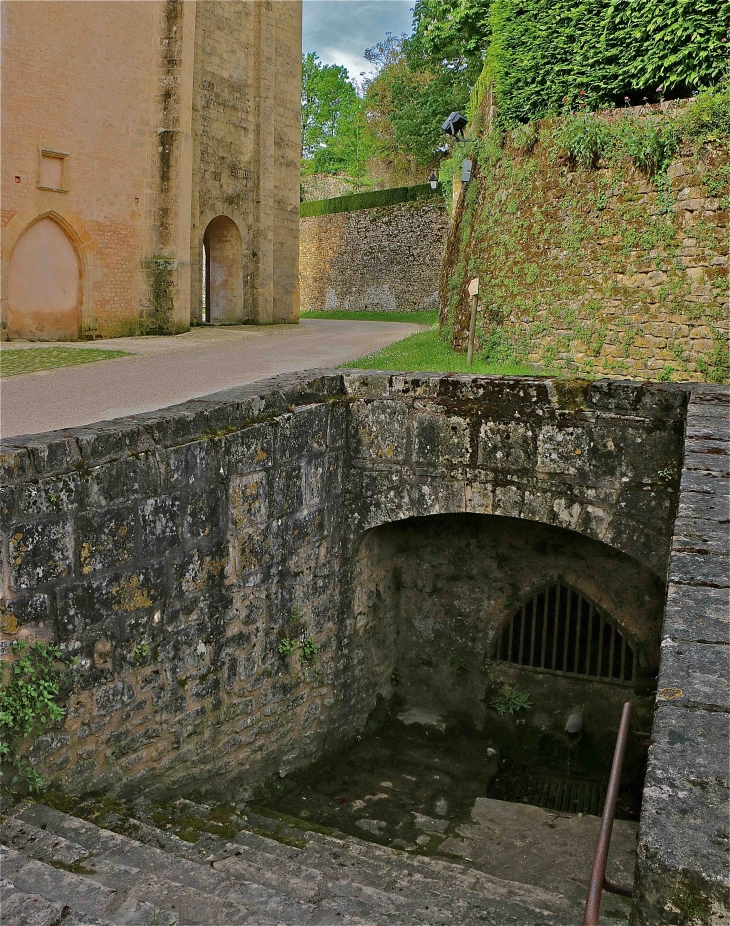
[583,701,634,925]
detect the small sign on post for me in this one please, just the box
[467,278,479,366]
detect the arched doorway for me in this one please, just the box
[202,216,243,324]
[7,216,80,340]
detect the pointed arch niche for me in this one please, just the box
[7,215,81,340]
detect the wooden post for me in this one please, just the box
[467,277,479,366]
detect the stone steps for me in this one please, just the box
[1,802,591,925]
[135,800,580,924]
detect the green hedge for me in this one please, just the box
[300,184,438,217]
[487,0,730,127]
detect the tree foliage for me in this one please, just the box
[363,33,470,172]
[488,0,730,127]
[301,52,371,177]
[407,0,491,78]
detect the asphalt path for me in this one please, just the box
[0,319,424,438]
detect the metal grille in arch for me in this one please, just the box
[494,583,636,684]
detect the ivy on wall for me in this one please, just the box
[486,0,730,127]
[439,89,729,382]
[0,640,76,792]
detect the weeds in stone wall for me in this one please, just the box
[440,86,728,381]
[0,640,76,792]
[143,256,177,335]
[696,328,730,383]
[277,606,320,670]
[133,642,150,665]
[277,636,298,658]
[299,638,319,666]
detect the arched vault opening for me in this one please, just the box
[348,512,663,741]
[202,215,243,324]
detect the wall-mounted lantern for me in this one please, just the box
[441,111,468,138]
[429,173,438,190]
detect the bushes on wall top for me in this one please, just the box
[300,184,438,217]
[486,0,730,127]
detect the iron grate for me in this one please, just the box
[526,774,606,815]
[494,583,637,685]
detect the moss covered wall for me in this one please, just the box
[441,107,729,383]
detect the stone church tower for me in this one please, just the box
[1,0,302,340]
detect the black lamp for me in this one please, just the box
[429,173,438,190]
[441,111,468,138]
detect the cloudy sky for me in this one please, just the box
[303,1,414,81]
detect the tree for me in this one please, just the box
[363,32,470,174]
[301,52,358,169]
[407,0,492,80]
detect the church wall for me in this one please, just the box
[2,0,302,339]
[272,0,303,323]
[0,0,161,339]
[190,0,301,326]
[191,0,256,325]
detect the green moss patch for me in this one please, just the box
[0,348,130,378]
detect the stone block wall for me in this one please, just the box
[300,198,448,313]
[442,120,729,382]
[357,515,665,728]
[633,387,730,925]
[0,372,687,797]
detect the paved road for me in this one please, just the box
[0,319,423,438]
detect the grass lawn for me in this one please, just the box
[301,310,438,325]
[341,326,539,376]
[0,347,131,378]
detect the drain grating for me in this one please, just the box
[519,775,606,816]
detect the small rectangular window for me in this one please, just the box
[38,149,68,192]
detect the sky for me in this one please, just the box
[302,1,414,81]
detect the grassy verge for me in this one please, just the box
[301,310,438,325]
[0,347,131,378]
[340,327,539,376]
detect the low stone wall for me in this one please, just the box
[4,371,727,922]
[633,387,729,925]
[0,370,686,795]
[300,197,448,313]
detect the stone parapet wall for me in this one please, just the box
[300,198,448,313]
[633,386,729,925]
[5,370,724,924]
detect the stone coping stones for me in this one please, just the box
[633,385,730,926]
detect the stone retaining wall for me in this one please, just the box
[442,128,729,382]
[633,386,729,925]
[299,198,448,313]
[4,371,726,922]
[0,372,689,801]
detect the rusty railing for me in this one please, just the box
[583,700,634,925]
